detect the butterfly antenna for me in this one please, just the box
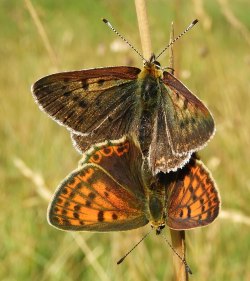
[162,234,193,275]
[102,18,147,62]
[117,228,153,265]
[155,19,198,60]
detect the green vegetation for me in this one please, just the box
[1,0,250,280]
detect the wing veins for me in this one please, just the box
[175,166,201,207]
[81,86,136,133]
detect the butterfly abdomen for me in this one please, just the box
[137,74,161,155]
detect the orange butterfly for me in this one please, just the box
[32,20,215,174]
[48,136,220,232]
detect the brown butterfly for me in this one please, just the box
[48,136,220,232]
[32,20,215,174]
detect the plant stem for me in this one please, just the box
[169,22,188,281]
[134,3,189,280]
[134,0,152,60]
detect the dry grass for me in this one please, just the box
[1,0,250,280]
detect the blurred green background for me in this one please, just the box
[1,0,250,280]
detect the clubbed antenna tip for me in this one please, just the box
[193,19,199,25]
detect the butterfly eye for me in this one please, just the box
[153,60,161,69]
[156,224,165,235]
[159,224,165,230]
[148,54,161,68]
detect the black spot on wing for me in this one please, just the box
[179,210,183,218]
[64,201,70,207]
[78,100,88,108]
[183,98,188,110]
[74,205,81,211]
[73,212,79,219]
[88,192,96,200]
[85,200,91,207]
[97,79,105,86]
[81,79,89,90]
[98,211,104,222]
[63,92,70,97]
[112,213,118,220]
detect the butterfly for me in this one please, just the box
[47,136,220,232]
[32,53,215,174]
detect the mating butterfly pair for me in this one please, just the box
[31,20,218,233]
[48,136,220,232]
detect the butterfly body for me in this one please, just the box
[48,137,220,232]
[147,190,166,230]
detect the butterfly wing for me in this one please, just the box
[79,136,146,198]
[32,67,141,148]
[48,164,148,231]
[48,136,148,231]
[162,72,215,155]
[166,158,220,230]
[149,103,191,174]
[72,133,93,154]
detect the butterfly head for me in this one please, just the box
[141,54,163,79]
[155,224,165,235]
[144,54,161,68]
[149,54,161,68]
[150,221,166,235]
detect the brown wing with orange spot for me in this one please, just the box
[48,164,148,231]
[166,158,220,230]
[78,136,145,198]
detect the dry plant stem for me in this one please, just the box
[168,22,188,281]
[170,230,188,281]
[134,0,152,60]
[24,0,59,68]
[13,157,52,201]
[169,22,175,72]
[134,3,188,279]
[220,210,250,225]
